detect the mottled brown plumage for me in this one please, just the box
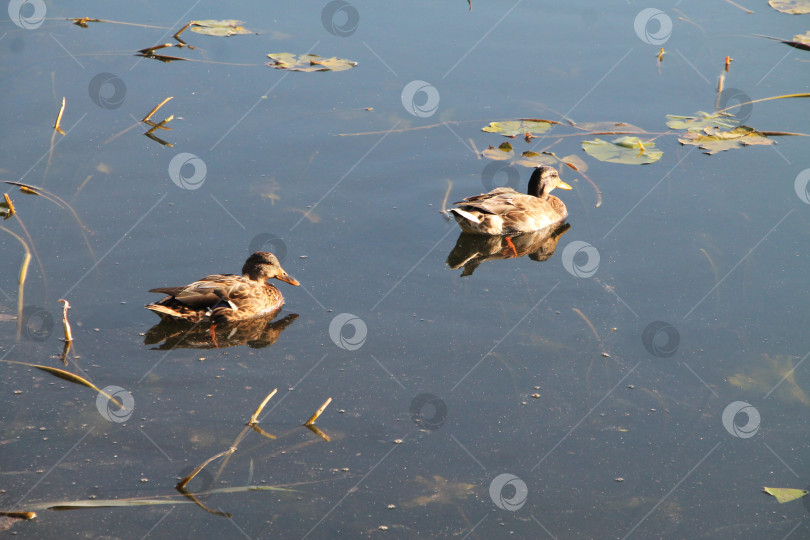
[449,166,572,235]
[146,251,298,324]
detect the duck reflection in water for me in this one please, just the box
[144,313,298,350]
[446,222,571,277]
[145,251,299,347]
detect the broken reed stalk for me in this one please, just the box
[59,299,73,342]
[249,388,278,425]
[177,447,236,490]
[53,97,66,135]
[0,360,121,406]
[142,96,173,123]
[145,115,174,134]
[0,226,30,340]
[0,511,36,520]
[3,181,96,261]
[172,22,193,44]
[304,397,332,426]
[2,193,15,219]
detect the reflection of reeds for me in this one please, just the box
[0,226,30,340]
[178,390,334,492]
[3,181,96,262]
[0,360,121,407]
[105,97,176,147]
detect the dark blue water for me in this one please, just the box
[2,1,810,538]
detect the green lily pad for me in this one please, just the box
[582,136,662,164]
[666,111,738,131]
[768,0,810,14]
[481,142,514,160]
[678,126,773,155]
[266,53,358,72]
[189,20,253,36]
[482,119,559,137]
[763,487,809,504]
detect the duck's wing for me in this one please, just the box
[498,194,567,232]
[150,274,245,309]
[454,188,523,216]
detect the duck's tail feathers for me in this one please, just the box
[449,208,481,223]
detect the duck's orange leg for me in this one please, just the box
[505,236,518,257]
[209,324,220,348]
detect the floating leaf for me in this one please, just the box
[481,142,514,160]
[482,119,558,137]
[512,151,557,168]
[189,20,253,37]
[678,126,774,155]
[795,31,810,45]
[266,53,357,72]
[768,0,810,14]
[582,136,662,164]
[573,121,646,134]
[763,487,809,503]
[561,154,588,172]
[666,111,738,131]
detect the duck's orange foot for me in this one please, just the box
[505,236,518,257]
[209,324,220,348]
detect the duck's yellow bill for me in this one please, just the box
[557,181,573,190]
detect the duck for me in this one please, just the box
[146,251,299,324]
[449,166,573,236]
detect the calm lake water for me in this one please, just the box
[2,1,810,538]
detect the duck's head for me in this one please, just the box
[243,251,300,286]
[528,166,573,199]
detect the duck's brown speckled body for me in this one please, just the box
[449,166,572,235]
[146,251,298,324]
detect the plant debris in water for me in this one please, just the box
[582,136,663,164]
[481,119,559,138]
[266,53,358,72]
[188,19,254,37]
[763,486,809,503]
[665,111,738,131]
[677,126,775,154]
[768,0,810,14]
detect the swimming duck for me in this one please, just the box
[449,166,572,235]
[146,251,299,324]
